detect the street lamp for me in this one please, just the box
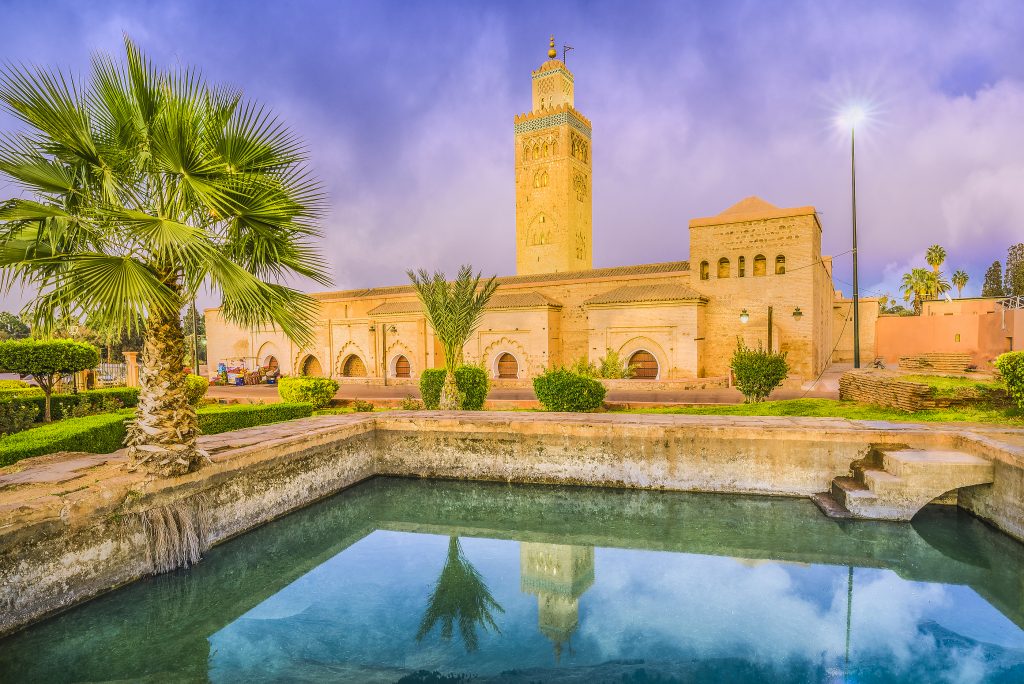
[739,306,774,350]
[839,106,866,368]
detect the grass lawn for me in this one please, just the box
[620,398,1024,425]
[900,374,1004,397]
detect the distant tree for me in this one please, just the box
[925,244,947,273]
[951,270,969,298]
[0,340,98,421]
[1006,243,1024,297]
[982,261,1005,297]
[182,303,207,367]
[0,312,29,340]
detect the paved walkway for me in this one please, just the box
[209,364,848,405]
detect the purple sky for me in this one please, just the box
[2,0,1023,310]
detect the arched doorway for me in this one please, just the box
[300,355,323,377]
[393,355,411,378]
[264,355,279,371]
[497,352,519,379]
[341,355,366,377]
[628,350,659,380]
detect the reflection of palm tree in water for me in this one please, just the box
[416,536,504,652]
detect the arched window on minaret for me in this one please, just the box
[738,256,746,277]
[717,258,730,278]
[700,261,709,280]
[775,255,786,275]
[753,254,767,276]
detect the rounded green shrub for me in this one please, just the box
[533,368,606,412]
[277,376,339,409]
[185,374,210,405]
[419,366,489,410]
[0,339,99,421]
[731,339,790,403]
[995,351,1024,409]
[0,379,30,390]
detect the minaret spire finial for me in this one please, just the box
[548,35,557,59]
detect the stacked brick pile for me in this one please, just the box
[839,369,942,412]
[899,353,973,373]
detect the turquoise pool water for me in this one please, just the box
[2,478,1023,683]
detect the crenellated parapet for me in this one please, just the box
[514,103,592,138]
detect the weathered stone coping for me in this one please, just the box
[1,411,1023,636]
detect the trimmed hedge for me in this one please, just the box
[197,402,313,434]
[0,411,131,466]
[995,351,1024,409]
[0,402,314,467]
[10,387,140,421]
[419,366,489,410]
[533,368,606,412]
[277,376,339,409]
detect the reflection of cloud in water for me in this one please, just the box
[578,549,1001,679]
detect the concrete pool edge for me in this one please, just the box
[1,411,1023,636]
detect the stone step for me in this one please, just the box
[881,448,992,481]
[861,468,905,494]
[831,476,876,509]
[810,492,854,519]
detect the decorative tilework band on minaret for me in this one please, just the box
[514,36,593,275]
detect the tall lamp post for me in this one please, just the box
[371,323,398,387]
[841,107,866,368]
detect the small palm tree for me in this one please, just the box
[901,268,931,314]
[925,244,947,273]
[952,269,969,298]
[416,536,504,652]
[408,265,497,409]
[0,38,328,475]
[928,270,952,299]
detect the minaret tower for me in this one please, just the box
[514,36,593,275]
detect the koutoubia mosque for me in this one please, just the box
[206,38,871,385]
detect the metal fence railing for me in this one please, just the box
[96,362,127,386]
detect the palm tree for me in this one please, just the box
[952,269,969,298]
[416,536,504,652]
[927,270,952,299]
[408,265,497,409]
[901,268,931,314]
[925,244,947,273]
[0,38,328,475]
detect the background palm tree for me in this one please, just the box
[0,38,328,475]
[952,269,969,298]
[927,270,952,299]
[408,265,497,409]
[925,244,947,273]
[901,268,931,314]
[416,536,504,652]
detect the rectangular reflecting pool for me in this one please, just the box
[2,477,1024,683]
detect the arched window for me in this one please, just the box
[301,355,323,377]
[393,355,411,378]
[628,350,659,380]
[717,258,730,279]
[341,355,366,377]
[738,256,746,278]
[700,261,709,280]
[497,353,519,379]
[775,255,786,275]
[753,254,767,277]
[264,355,279,370]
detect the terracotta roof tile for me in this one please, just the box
[583,283,706,306]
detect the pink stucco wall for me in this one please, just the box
[875,298,1020,368]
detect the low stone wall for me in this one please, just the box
[839,369,942,412]
[900,352,973,373]
[2,412,1022,636]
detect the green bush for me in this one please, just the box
[352,399,375,412]
[0,398,39,436]
[731,339,790,403]
[400,396,423,410]
[0,379,30,390]
[0,339,99,421]
[533,368,607,412]
[570,349,635,379]
[197,402,313,434]
[185,374,210,405]
[0,386,42,401]
[995,351,1024,409]
[419,366,489,410]
[277,376,339,409]
[0,411,131,467]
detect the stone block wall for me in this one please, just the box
[839,369,943,412]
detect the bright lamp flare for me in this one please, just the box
[838,106,867,129]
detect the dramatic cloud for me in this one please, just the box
[1,0,1022,309]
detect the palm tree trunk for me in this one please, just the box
[127,283,201,476]
[440,368,459,410]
